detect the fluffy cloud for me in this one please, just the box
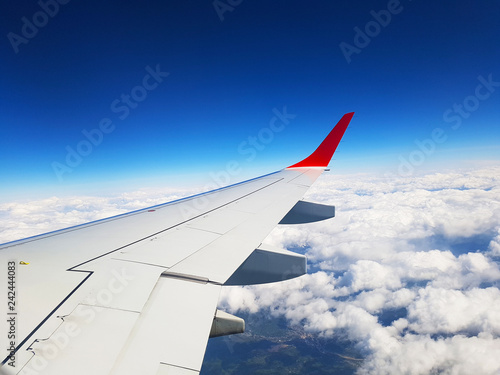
[489,229,500,256]
[1,166,499,374]
[360,333,500,375]
[407,286,500,335]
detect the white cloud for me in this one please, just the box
[407,286,500,336]
[338,260,402,293]
[488,228,500,256]
[360,333,500,375]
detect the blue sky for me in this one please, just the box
[1,0,499,200]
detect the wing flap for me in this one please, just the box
[109,278,221,375]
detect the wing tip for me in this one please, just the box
[287,112,354,169]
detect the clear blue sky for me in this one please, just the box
[1,1,499,200]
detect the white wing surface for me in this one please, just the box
[0,113,354,375]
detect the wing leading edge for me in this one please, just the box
[0,113,354,375]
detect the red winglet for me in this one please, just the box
[287,112,354,168]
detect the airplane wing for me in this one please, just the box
[0,112,354,375]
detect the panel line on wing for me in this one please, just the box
[69,178,284,271]
[108,258,173,269]
[77,304,142,314]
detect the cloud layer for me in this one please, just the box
[1,166,499,374]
